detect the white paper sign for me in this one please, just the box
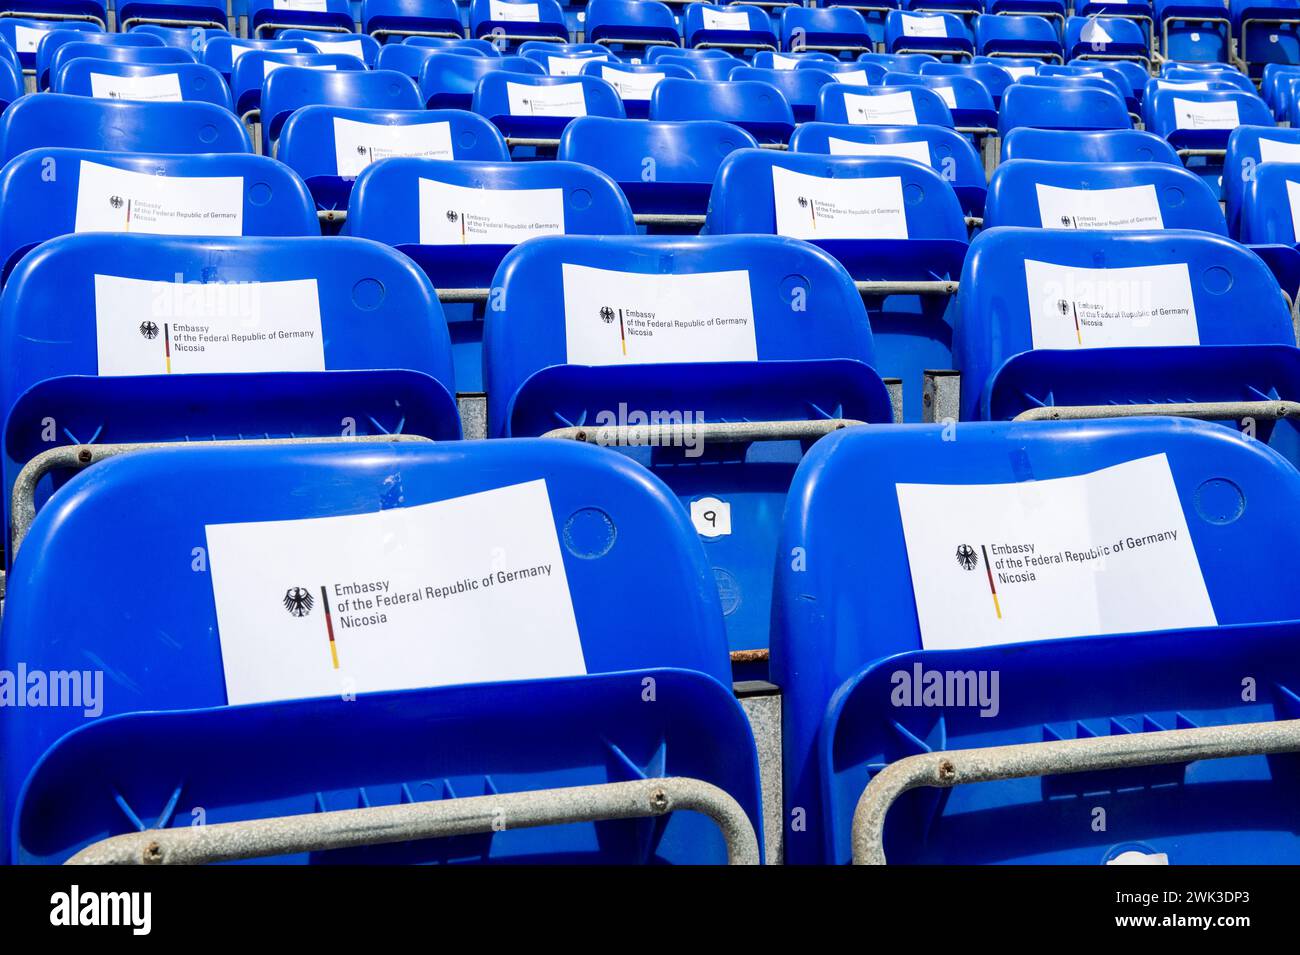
[89,71,184,102]
[264,60,337,77]
[273,0,328,9]
[547,53,606,76]
[772,166,908,240]
[771,53,800,70]
[1156,79,1210,91]
[901,14,947,37]
[1081,19,1113,44]
[896,454,1217,651]
[1173,96,1240,130]
[14,25,45,53]
[1286,179,1300,243]
[506,80,586,116]
[332,118,453,176]
[832,69,871,85]
[932,84,958,108]
[489,0,539,20]
[827,137,932,166]
[229,42,258,65]
[601,66,664,100]
[75,161,244,237]
[207,479,586,706]
[418,178,565,244]
[1257,137,1300,164]
[94,274,325,376]
[1024,260,1199,349]
[305,38,365,60]
[702,8,750,30]
[1005,65,1037,79]
[562,264,757,365]
[1035,183,1165,230]
[843,90,918,125]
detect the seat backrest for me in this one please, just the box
[789,121,985,200]
[654,53,739,81]
[859,50,939,72]
[1223,125,1300,236]
[706,150,968,241]
[262,67,422,140]
[885,10,972,51]
[954,226,1294,420]
[984,158,1227,233]
[799,58,883,84]
[1065,13,1148,52]
[128,25,229,51]
[0,57,20,110]
[35,29,161,87]
[0,149,318,279]
[471,72,626,130]
[974,11,1059,46]
[921,60,1014,104]
[279,105,510,183]
[247,0,355,32]
[54,60,233,109]
[348,158,636,250]
[1162,64,1255,93]
[1238,160,1300,244]
[998,81,1131,135]
[751,50,837,69]
[585,0,681,45]
[405,36,502,54]
[277,29,381,67]
[973,53,1042,80]
[482,234,879,435]
[780,6,871,46]
[682,3,777,46]
[417,51,543,109]
[48,41,196,90]
[728,65,834,116]
[231,51,368,115]
[0,93,250,161]
[650,76,794,129]
[1145,88,1274,146]
[361,0,465,37]
[817,82,955,127]
[469,0,568,38]
[202,36,315,79]
[1001,126,1181,163]
[880,70,995,116]
[645,43,736,61]
[0,19,100,68]
[580,60,693,115]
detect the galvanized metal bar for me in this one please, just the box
[317,208,346,225]
[694,41,779,52]
[965,215,983,229]
[542,418,865,445]
[633,212,707,228]
[120,14,226,28]
[437,287,490,304]
[67,777,760,865]
[505,137,561,148]
[852,718,1300,865]
[1177,147,1227,158]
[1014,399,1300,423]
[11,435,432,557]
[254,19,350,36]
[922,369,960,424]
[594,35,678,49]
[457,394,488,441]
[369,28,464,41]
[0,9,106,27]
[857,280,958,297]
[884,377,904,424]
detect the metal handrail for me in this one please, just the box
[11,434,433,556]
[852,718,1300,864]
[543,417,865,445]
[68,776,761,865]
[1013,399,1300,424]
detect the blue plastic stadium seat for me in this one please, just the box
[0,0,107,29]
[818,81,956,127]
[469,0,568,47]
[645,42,736,60]
[1223,125,1300,238]
[881,70,996,128]
[0,93,250,161]
[262,66,422,142]
[4,437,761,865]
[117,0,227,30]
[751,49,836,69]
[521,43,612,74]
[654,51,742,80]
[773,417,1300,864]
[0,232,462,556]
[581,59,693,118]
[482,234,892,662]
[998,80,1131,135]
[0,19,99,71]
[650,76,793,143]
[202,36,315,82]
[1230,0,1300,80]
[780,7,873,55]
[1157,0,1232,62]
[406,35,501,53]
[1001,125,1182,162]
[973,13,1063,61]
[362,0,465,42]
[682,3,778,53]
[0,148,317,282]
[231,50,367,117]
[983,158,1227,233]
[557,115,758,223]
[1075,0,1157,46]
[348,157,635,391]
[858,49,939,71]
[278,104,508,213]
[822,0,898,49]
[278,29,383,66]
[35,28,164,89]
[47,41,198,92]
[921,59,1015,106]
[800,57,884,83]
[1162,63,1255,91]
[1038,61,1137,111]
[988,0,1066,24]
[790,120,988,216]
[586,0,682,55]
[884,10,974,60]
[953,228,1300,461]
[418,50,542,109]
[906,0,983,15]
[1236,159,1300,297]
[974,53,1046,80]
[130,24,230,51]
[1146,88,1274,198]
[1262,62,1300,116]
[706,151,967,421]
[0,58,20,109]
[53,60,233,109]
[730,64,834,121]
[472,72,624,141]
[247,0,355,38]
[1064,13,1150,65]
